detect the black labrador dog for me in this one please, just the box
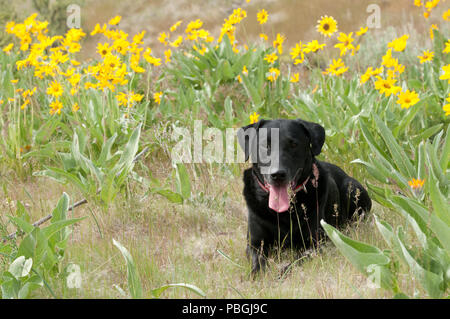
[237,118,371,274]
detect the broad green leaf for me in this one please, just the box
[374,216,395,248]
[425,141,448,189]
[114,123,142,184]
[411,124,443,146]
[50,192,69,223]
[440,125,450,170]
[98,133,118,164]
[112,239,143,299]
[17,228,48,266]
[321,220,395,290]
[8,215,34,234]
[8,256,33,279]
[155,189,184,204]
[42,218,86,240]
[224,96,233,124]
[373,115,415,179]
[1,273,20,299]
[33,167,88,194]
[175,163,191,199]
[394,229,444,298]
[426,168,450,226]
[392,99,424,137]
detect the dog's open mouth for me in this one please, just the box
[268,184,291,213]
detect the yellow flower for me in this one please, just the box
[72,103,80,113]
[259,33,268,41]
[334,32,355,56]
[116,91,143,107]
[193,44,207,55]
[108,16,122,26]
[164,49,172,64]
[290,42,305,64]
[429,24,438,40]
[443,40,450,54]
[116,92,128,107]
[414,0,423,7]
[131,30,145,46]
[257,9,269,25]
[132,92,144,103]
[143,48,162,66]
[21,98,30,110]
[97,42,111,57]
[46,81,63,98]
[22,87,36,99]
[185,19,203,37]
[397,90,420,109]
[443,94,450,116]
[49,100,63,115]
[425,0,440,11]
[356,26,368,36]
[443,9,450,21]
[323,58,348,76]
[242,65,248,75]
[50,50,69,65]
[267,67,280,82]
[408,178,425,189]
[360,66,383,84]
[170,20,183,32]
[388,34,409,52]
[303,40,325,53]
[381,49,398,68]
[439,64,450,82]
[273,33,285,54]
[290,73,300,83]
[91,23,107,36]
[374,76,401,97]
[316,15,338,37]
[10,79,18,84]
[3,43,14,53]
[154,91,163,104]
[387,63,405,78]
[158,32,170,45]
[170,35,183,48]
[417,50,434,63]
[131,54,145,73]
[249,112,260,124]
[264,52,278,64]
[112,39,129,55]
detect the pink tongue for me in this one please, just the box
[268,184,290,213]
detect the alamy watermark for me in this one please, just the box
[170,120,279,174]
[67,4,81,29]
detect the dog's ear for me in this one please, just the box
[237,119,266,162]
[296,119,325,156]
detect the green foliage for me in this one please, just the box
[112,239,205,299]
[33,124,143,206]
[0,193,85,298]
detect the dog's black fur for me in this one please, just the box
[237,118,372,274]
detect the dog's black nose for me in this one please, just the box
[270,170,287,182]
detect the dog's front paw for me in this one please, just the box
[249,251,267,278]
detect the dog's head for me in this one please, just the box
[237,118,325,212]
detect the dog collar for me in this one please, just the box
[253,163,318,194]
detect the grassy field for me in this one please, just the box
[0,0,449,299]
